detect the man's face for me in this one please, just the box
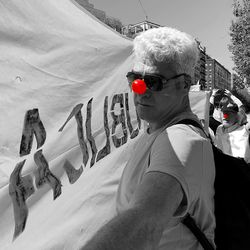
[221,111,238,128]
[131,66,187,125]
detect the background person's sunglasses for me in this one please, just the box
[126,71,188,91]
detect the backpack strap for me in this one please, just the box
[176,119,213,142]
[246,124,250,147]
[176,119,215,250]
[182,214,215,250]
[176,119,204,133]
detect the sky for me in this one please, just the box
[90,0,235,73]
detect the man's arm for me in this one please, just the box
[81,171,184,250]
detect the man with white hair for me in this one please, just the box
[81,27,215,250]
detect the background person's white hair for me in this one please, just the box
[133,27,199,77]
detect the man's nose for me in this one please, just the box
[131,79,147,95]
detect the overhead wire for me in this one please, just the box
[138,0,148,20]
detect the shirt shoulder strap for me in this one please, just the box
[176,119,203,130]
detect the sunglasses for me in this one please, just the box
[126,71,188,92]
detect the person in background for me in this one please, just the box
[81,27,215,250]
[208,102,218,140]
[209,89,247,135]
[209,90,225,134]
[214,97,250,163]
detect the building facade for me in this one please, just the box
[205,57,232,90]
[121,20,161,38]
[194,41,207,90]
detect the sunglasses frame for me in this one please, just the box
[126,71,189,92]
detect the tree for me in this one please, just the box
[232,72,244,88]
[74,0,123,34]
[229,0,250,85]
[232,85,250,112]
[105,17,123,34]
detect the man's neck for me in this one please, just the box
[148,106,193,134]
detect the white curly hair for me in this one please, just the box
[132,27,199,77]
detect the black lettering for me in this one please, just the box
[59,103,89,167]
[110,94,128,148]
[58,104,83,132]
[9,160,35,240]
[125,93,140,139]
[136,109,141,130]
[75,108,89,166]
[19,109,46,156]
[63,160,83,184]
[34,150,62,200]
[86,98,97,167]
[96,96,111,162]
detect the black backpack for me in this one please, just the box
[179,119,250,250]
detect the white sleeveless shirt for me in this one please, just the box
[215,124,250,163]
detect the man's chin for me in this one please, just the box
[137,111,153,122]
